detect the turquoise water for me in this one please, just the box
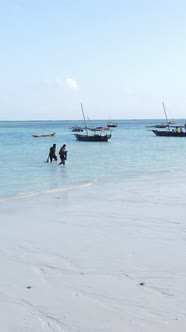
[1,119,186,201]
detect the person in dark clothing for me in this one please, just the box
[48,144,57,162]
[58,144,67,165]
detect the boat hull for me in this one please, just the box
[107,123,117,128]
[74,134,111,142]
[32,132,55,137]
[152,130,186,137]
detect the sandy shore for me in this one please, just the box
[0,175,186,331]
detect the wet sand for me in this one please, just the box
[0,175,186,331]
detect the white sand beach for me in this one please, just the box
[0,174,186,332]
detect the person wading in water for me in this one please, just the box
[58,144,67,165]
[48,144,57,162]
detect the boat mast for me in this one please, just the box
[81,103,88,135]
[162,102,170,131]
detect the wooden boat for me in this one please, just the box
[150,102,186,137]
[146,124,169,129]
[146,120,176,129]
[152,128,186,137]
[32,132,55,138]
[75,132,111,141]
[107,121,118,128]
[87,126,110,131]
[71,126,84,132]
[74,104,112,142]
[107,114,117,128]
[75,127,112,141]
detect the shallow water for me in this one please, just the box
[1,119,186,201]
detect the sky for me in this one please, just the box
[0,0,186,120]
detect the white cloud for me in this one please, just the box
[65,78,79,90]
[43,78,79,91]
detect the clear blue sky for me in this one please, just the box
[0,0,186,120]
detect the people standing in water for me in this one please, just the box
[48,144,57,162]
[58,144,67,165]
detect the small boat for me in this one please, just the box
[75,132,111,142]
[152,127,186,137]
[70,126,84,132]
[107,121,118,128]
[150,102,186,137]
[87,126,110,131]
[75,127,112,142]
[107,114,118,128]
[32,132,55,138]
[146,120,176,129]
[146,124,169,129]
[74,104,112,142]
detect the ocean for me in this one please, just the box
[1,119,186,202]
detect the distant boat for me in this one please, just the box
[107,114,117,128]
[74,127,112,142]
[74,104,112,142]
[149,102,186,137]
[107,121,118,128]
[32,132,55,138]
[152,128,186,137]
[146,124,169,129]
[70,126,84,132]
[87,126,110,131]
[146,121,176,129]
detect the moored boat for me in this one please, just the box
[75,128,112,142]
[75,103,112,142]
[107,114,118,128]
[146,124,169,129]
[107,121,117,128]
[149,102,186,137]
[70,126,84,132]
[152,128,186,137]
[32,132,55,138]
